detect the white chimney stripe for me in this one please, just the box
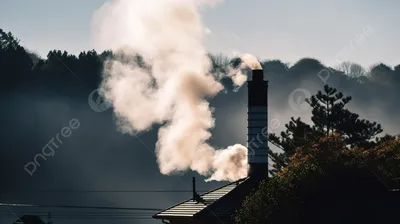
[248,140,267,144]
[248,142,268,148]
[249,154,269,157]
[251,148,268,152]
[249,152,269,156]
[248,151,269,155]
[248,156,269,163]
[251,154,268,158]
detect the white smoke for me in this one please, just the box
[92,0,261,182]
[227,53,262,87]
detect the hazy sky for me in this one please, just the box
[0,0,399,68]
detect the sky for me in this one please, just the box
[0,0,399,68]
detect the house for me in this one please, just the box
[14,215,46,224]
[153,69,269,224]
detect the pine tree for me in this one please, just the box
[307,85,382,147]
[268,85,384,175]
[268,117,320,175]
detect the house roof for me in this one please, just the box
[14,215,46,224]
[153,175,264,220]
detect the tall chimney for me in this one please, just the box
[247,69,269,177]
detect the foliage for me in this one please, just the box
[0,28,33,92]
[1,27,400,99]
[268,85,383,174]
[290,58,324,73]
[262,60,289,75]
[336,61,367,79]
[237,134,400,224]
[369,63,394,84]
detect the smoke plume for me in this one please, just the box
[92,0,260,181]
[222,53,262,88]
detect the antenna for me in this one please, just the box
[47,212,52,224]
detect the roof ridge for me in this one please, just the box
[199,177,248,197]
[193,177,249,217]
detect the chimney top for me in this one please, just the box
[251,69,264,81]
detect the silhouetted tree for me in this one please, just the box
[2,27,400,106]
[336,61,366,78]
[0,28,33,92]
[268,85,383,174]
[262,60,289,75]
[0,29,19,48]
[78,50,103,87]
[307,85,382,146]
[393,64,400,83]
[268,117,318,174]
[237,134,400,224]
[26,50,41,65]
[289,58,324,76]
[209,53,230,78]
[369,63,393,85]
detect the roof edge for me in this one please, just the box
[153,176,250,219]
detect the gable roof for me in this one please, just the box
[153,175,264,220]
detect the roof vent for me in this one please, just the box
[192,177,205,203]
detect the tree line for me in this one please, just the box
[2,28,400,101]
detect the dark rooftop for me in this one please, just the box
[14,215,46,224]
[153,175,265,221]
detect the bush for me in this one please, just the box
[236,134,400,224]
